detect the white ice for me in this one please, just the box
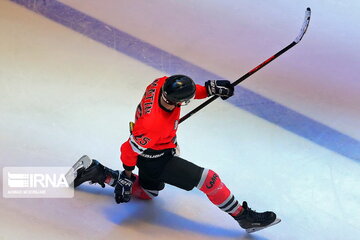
[1,0,360,239]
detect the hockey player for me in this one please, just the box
[73,75,280,233]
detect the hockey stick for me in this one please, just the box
[179,7,311,124]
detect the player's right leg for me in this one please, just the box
[72,153,166,201]
[132,153,169,200]
[73,158,161,200]
[131,173,164,200]
[132,149,173,200]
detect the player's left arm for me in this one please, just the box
[194,84,209,99]
[205,80,234,100]
[195,81,234,100]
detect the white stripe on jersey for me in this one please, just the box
[129,135,147,154]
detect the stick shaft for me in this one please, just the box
[179,42,296,124]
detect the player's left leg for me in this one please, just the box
[160,156,280,233]
[159,156,241,215]
[159,156,203,191]
[196,168,280,232]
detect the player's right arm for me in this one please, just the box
[120,119,159,170]
[116,121,157,204]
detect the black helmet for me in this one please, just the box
[162,75,196,105]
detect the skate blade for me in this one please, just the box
[245,218,281,233]
[65,155,93,186]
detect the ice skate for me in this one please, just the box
[233,201,281,233]
[66,155,119,188]
[65,155,93,186]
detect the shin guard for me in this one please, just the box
[197,169,243,216]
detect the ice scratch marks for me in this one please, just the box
[11,0,360,163]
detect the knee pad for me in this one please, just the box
[196,169,231,205]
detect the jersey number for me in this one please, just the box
[134,135,151,146]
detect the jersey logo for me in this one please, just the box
[206,173,219,189]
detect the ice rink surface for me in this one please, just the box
[1,0,360,239]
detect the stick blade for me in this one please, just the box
[294,7,311,43]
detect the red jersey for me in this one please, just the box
[120,76,208,167]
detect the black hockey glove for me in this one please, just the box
[114,171,136,203]
[205,80,234,100]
